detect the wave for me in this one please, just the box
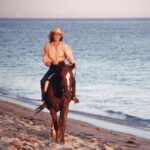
[0,87,9,96]
[0,87,40,106]
[106,110,150,128]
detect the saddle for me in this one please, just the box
[44,73,56,92]
[44,72,62,98]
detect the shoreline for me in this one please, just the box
[0,95,150,140]
[0,100,150,149]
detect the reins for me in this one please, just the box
[74,66,77,80]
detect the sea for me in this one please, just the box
[0,18,150,128]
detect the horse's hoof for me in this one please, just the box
[56,136,65,145]
[60,141,65,145]
[56,140,65,145]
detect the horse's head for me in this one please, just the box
[59,62,75,99]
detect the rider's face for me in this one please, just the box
[53,32,62,42]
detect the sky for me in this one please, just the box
[0,0,150,18]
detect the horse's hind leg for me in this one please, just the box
[58,107,69,144]
[50,109,58,140]
[50,121,56,139]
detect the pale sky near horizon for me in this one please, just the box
[0,0,150,18]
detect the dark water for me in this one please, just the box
[0,18,150,127]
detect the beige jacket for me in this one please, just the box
[42,42,75,66]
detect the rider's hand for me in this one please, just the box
[53,60,59,65]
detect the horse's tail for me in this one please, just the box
[34,102,47,115]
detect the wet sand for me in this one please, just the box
[0,100,150,150]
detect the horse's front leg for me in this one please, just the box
[58,105,69,144]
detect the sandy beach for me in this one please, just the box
[0,100,150,150]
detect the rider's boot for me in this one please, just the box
[72,96,80,104]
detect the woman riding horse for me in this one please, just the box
[40,27,79,104]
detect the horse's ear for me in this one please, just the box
[59,61,65,67]
[70,63,75,69]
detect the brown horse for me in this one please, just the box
[35,62,75,144]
